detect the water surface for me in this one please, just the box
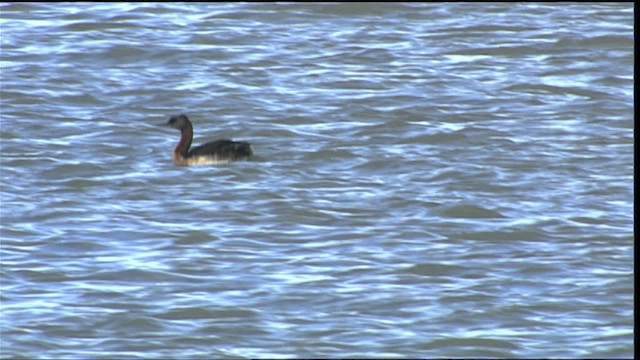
[0,3,634,358]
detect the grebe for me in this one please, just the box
[167,114,253,166]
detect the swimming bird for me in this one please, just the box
[167,114,253,165]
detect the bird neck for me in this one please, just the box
[174,125,193,156]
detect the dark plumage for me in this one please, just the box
[167,114,253,165]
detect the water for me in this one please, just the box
[0,3,633,358]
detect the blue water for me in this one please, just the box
[0,3,634,358]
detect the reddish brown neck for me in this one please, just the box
[174,125,193,156]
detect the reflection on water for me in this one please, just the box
[0,2,633,358]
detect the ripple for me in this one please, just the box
[0,3,633,359]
